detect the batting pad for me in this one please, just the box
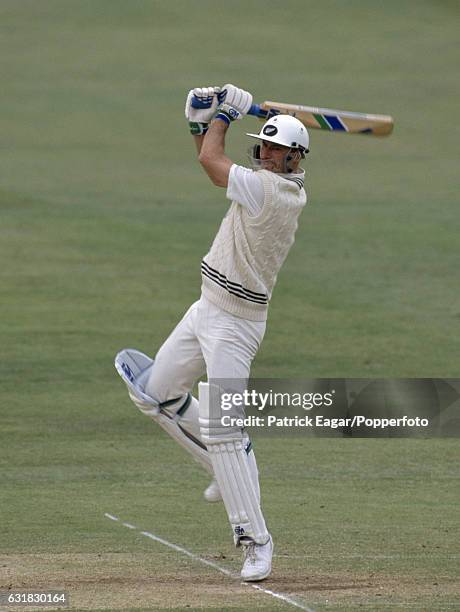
[115,348,159,416]
[199,382,270,545]
[115,349,212,475]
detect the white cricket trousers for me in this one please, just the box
[145,295,266,422]
[144,295,266,523]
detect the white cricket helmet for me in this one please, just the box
[247,114,310,153]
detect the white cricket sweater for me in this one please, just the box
[201,168,307,321]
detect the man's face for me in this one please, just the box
[259,141,298,173]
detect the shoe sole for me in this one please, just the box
[241,568,271,582]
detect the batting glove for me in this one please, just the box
[215,83,253,125]
[185,86,223,135]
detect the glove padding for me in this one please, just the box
[220,83,253,116]
[185,86,223,123]
[214,103,244,122]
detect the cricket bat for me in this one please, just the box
[248,101,394,137]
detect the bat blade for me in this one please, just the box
[248,101,394,136]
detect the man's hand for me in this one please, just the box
[185,86,223,135]
[215,83,253,124]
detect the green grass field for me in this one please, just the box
[1,1,459,610]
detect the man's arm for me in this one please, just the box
[192,134,206,156]
[197,84,254,187]
[198,119,233,188]
[185,83,253,187]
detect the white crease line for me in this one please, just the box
[140,530,234,577]
[250,583,315,610]
[104,512,314,612]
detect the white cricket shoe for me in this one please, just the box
[241,535,273,582]
[203,478,222,502]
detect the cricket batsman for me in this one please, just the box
[115,84,309,581]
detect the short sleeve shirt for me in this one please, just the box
[226,164,265,217]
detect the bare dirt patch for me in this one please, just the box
[1,553,458,610]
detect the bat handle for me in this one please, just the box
[248,104,268,119]
[191,96,268,118]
